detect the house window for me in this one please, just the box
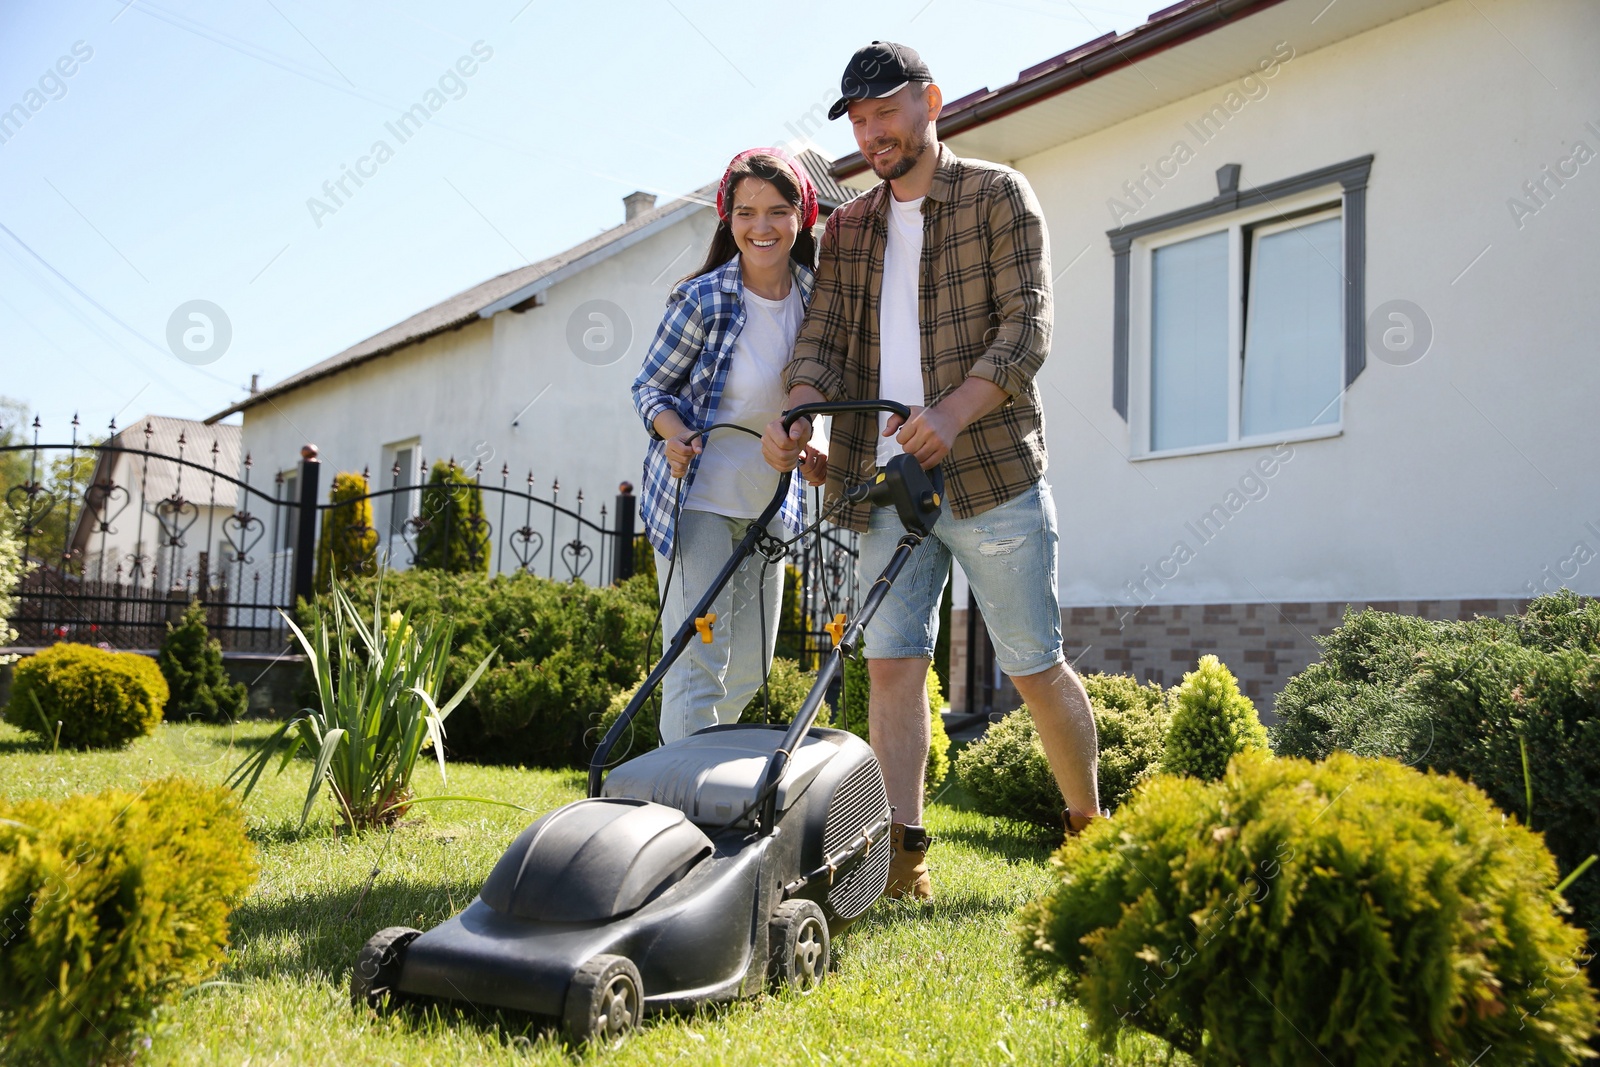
[1110,156,1371,458]
[381,440,419,541]
[279,470,298,552]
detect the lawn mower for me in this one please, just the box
[350,401,944,1044]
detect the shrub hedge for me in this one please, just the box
[1017,751,1599,1065]
[4,643,168,749]
[336,568,657,768]
[1160,654,1270,781]
[1272,591,1600,968]
[954,673,1170,827]
[0,778,259,1065]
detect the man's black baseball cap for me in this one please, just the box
[827,41,933,121]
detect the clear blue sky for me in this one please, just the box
[0,0,1160,437]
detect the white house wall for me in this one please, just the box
[236,208,719,572]
[1012,0,1599,611]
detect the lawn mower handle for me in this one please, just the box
[781,400,911,434]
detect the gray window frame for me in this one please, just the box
[1108,155,1373,420]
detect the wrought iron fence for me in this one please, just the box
[1,417,861,663]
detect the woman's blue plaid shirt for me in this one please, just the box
[631,256,816,558]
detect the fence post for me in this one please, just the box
[291,444,321,606]
[612,481,636,584]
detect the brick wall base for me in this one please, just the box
[950,598,1531,723]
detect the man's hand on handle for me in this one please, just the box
[884,405,962,470]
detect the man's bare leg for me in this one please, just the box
[868,655,933,899]
[867,656,932,822]
[1010,662,1101,817]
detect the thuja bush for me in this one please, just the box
[1017,751,1599,1065]
[840,646,950,796]
[1161,655,1270,781]
[314,470,378,593]
[955,673,1170,827]
[339,567,658,768]
[595,656,832,760]
[1272,591,1600,964]
[4,643,168,748]
[414,460,490,575]
[158,600,247,724]
[0,778,259,1066]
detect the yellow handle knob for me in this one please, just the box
[695,612,718,644]
[825,613,848,648]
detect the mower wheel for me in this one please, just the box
[769,899,830,993]
[564,954,643,1045]
[351,926,421,1012]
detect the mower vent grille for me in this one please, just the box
[823,759,891,920]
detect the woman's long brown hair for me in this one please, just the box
[684,153,818,283]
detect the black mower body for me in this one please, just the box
[355,406,933,1041]
[391,725,891,1017]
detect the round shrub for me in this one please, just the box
[1161,654,1269,781]
[954,674,1171,827]
[1017,751,1599,1065]
[596,657,832,761]
[158,600,247,724]
[4,643,168,748]
[0,777,260,1065]
[839,648,949,796]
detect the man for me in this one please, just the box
[763,41,1102,901]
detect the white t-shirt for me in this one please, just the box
[686,283,804,519]
[876,193,927,467]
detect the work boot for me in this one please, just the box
[885,823,932,901]
[1063,808,1109,837]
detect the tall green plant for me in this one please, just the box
[314,471,378,593]
[226,584,495,830]
[414,461,489,575]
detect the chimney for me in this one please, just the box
[249,373,260,395]
[623,191,656,222]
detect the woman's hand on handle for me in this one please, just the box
[798,446,828,487]
[664,430,701,479]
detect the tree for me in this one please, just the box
[0,399,101,570]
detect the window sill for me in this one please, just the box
[1131,423,1342,462]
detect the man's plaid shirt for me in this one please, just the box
[632,256,813,557]
[783,143,1052,532]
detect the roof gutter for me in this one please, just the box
[831,0,1292,180]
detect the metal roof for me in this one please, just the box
[830,0,1450,180]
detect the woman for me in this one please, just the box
[631,147,827,743]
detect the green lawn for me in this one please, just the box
[0,718,1185,1066]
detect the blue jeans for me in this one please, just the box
[655,509,785,742]
[856,479,1064,677]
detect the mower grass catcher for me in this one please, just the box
[351,402,941,1044]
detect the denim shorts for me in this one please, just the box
[856,479,1064,677]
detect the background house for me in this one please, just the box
[822,0,1598,712]
[207,151,851,579]
[72,415,242,594]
